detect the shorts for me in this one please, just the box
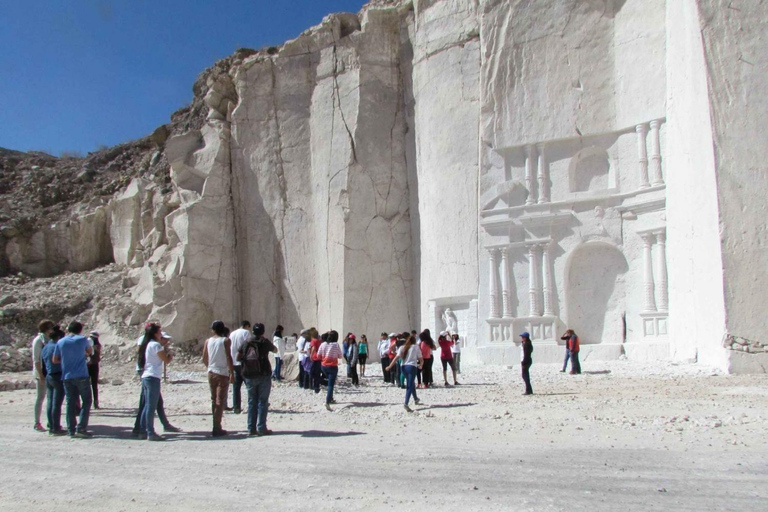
[358,354,367,364]
[441,358,455,372]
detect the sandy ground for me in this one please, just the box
[1,359,767,511]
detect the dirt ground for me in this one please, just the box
[1,359,767,511]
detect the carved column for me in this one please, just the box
[536,143,550,203]
[489,249,500,319]
[499,248,513,318]
[541,243,555,316]
[528,244,541,316]
[636,123,650,189]
[655,230,668,311]
[524,145,536,206]
[649,120,664,185]
[641,234,657,312]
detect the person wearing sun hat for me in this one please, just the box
[520,331,533,395]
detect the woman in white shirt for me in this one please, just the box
[386,335,423,412]
[137,324,173,441]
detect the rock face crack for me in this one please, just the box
[332,44,358,164]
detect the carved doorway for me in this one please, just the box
[565,242,628,344]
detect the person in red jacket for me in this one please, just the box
[560,329,581,374]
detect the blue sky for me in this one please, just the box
[0,0,367,155]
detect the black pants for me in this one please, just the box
[571,351,581,374]
[232,366,244,411]
[88,364,99,407]
[311,360,322,392]
[298,364,306,387]
[422,356,433,386]
[350,365,359,386]
[521,363,533,394]
[381,356,391,383]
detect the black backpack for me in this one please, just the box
[239,340,262,378]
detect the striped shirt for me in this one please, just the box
[318,342,342,367]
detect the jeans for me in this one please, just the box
[562,349,571,372]
[273,357,282,380]
[63,377,92,434]
[571,351,581,374]
[45,373,65,431]
[208,372,229,433]
[245,375,272,433]
[88,364,100,407]
[402,365,419,405]
[311,360,322,393]
[521,363,533,394]
[232,366,244,411]
[380,356,391,383]
[34,376,45,425]
[397,361,405,387]
[134,389,171,431]
[140,376,161,436]
[321,365,338,404]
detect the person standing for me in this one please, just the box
[228,321,251,414]
[347,335,359,387]
[203,321,235,437]
[41,325,66,435]
[318,330,343,411]
[378,333,391,384]
[52,321,93,438]
[272,325,285,381]
[238,323,277,436]
[132,324,179,436]
[309,330,323,393]
[451,333,462,375]
[31,319,54,432]
[387,335,423,412]
[437,332,460,386]
[87,331,102,409]
[520,332,533,395]
[138,326,173,441]
[418,330,435,388]
[357,335,369,377]
[561,329,581,374]
[296,329,310,389]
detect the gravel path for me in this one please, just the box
[1,360,767,511]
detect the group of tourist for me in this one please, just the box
[30,313,583,440]
[32,319,101,437]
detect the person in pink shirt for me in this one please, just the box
[437,331,459,387]
[317,330,343,411]
[418,330,435,388]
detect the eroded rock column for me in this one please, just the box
[536,143,549,203]
[500,248,513,318]
[655,230,668,311]
[528,244,541,316]
[525,145,536,205]
[541,242,554,316]
[649,120,664,185]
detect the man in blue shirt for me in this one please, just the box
[53,320,94,438]
[41,325,67,435]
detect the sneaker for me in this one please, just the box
[454,382,461,386]
[560,369,566,373]
[248,430,259,437]
[139,432,148,440]
[325,403,332,411]
[330,399,337,404]
[414,399,422,406]
[48,429,67,436]
[404,405,413,413]
[71,431,93,439]
[212,429,228,437]
[130,429,141,438]
[147,434,166,442]
[257,429,273,436]
[224,406,234,411]
[233,409,242,414]
[163,425,181,433]
[34,423,46,432]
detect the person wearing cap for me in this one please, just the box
[378,333,392,384]
[203,321,235,437]
[87,331,102,409]
[238,323,277,436]
[520,332,534,395]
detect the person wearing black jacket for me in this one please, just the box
[520,332,533,395]
[238,323,277,436]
